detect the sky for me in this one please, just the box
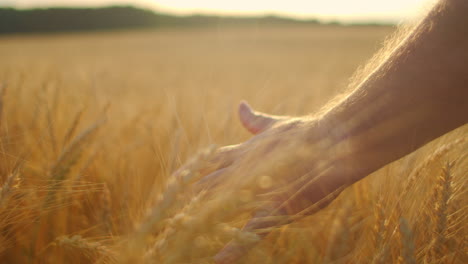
[0,0,437,23]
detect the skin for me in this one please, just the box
[177,0,468,262]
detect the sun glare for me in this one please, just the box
[8,0,436,22]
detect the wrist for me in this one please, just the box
[314,111,369,183]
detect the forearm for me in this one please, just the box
[322,0,468,181]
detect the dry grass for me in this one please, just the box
[0,25,466,263]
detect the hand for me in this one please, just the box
[189,101,357,263]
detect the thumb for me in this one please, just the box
[238,101,286,135]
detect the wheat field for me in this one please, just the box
[0,25,466,263]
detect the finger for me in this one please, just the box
[198,145,240,176]
[213,203,288,264]
[213,218,284,264]
[172,144,240,181]
[194,167,230,192]
[238,101,286,135]
[213,173,347,264]
[213,240,252,264]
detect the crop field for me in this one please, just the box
[0,25,466,263]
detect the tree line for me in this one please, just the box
[0,6,323,34]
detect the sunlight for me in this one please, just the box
[8,0,437,22]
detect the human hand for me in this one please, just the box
[185,101,358,263]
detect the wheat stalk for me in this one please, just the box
[426,161,454,262]
[371,198,390,264]
[403,137,466,196]
[0,169,21,208]
[398,218,416,264]
[62,108,84,148]
[52,235,116,263]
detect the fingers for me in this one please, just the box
[194,167,230,192]
[172,144,239,180]
[213,240,250,264]
[198,145,240,176]
[212,172,348,264]
[238,101,285,135]
[189,145,244,194]
[213,203,288,264]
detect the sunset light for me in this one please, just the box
[5,0,436,22]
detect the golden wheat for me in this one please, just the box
[0,25,466,263]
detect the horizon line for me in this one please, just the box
[0,4,402,25]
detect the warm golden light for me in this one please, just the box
[7,0,436,22]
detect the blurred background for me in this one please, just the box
[1,0,436,34]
